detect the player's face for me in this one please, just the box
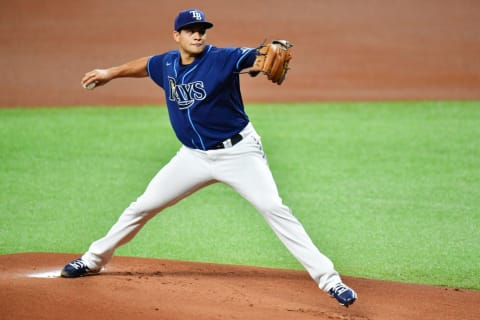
[174,24,208,59]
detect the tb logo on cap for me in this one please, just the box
[174,9,213,31]
[190,10,203,20]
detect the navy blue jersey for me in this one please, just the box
[147,45,257,150]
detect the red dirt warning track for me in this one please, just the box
[1,0,479,106]
[1,1,479,319]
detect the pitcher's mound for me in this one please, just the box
[1,253,478,320]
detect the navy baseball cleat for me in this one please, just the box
[329,283,357,307]
[61,258,101,278]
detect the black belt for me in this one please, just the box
[210,133,243,150]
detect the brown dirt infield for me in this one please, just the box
[2,253,480,320]
[1,1,479,319]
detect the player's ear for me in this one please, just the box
[173,30,180,43]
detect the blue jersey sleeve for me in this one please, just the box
[234,48,257,72]
[147,54,166,89]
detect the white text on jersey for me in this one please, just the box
[168,77,207,109]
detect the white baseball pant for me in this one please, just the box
[82,122,342,291]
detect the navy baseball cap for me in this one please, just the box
[174,9,213,31]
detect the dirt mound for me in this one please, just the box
[1,253,479,320]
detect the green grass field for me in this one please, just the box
[1,101,479,290]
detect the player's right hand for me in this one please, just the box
[81,69,111,89]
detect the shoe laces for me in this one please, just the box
[70,259,89,270]
[331,283,350,296]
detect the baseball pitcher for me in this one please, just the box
[61,8,357,307]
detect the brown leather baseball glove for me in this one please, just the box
[249,40,293,85]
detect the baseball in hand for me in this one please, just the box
[84,82,96,90]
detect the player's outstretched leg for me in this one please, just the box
[61,146,214,278]
[216,127,357,306]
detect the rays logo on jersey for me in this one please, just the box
[168,77,207,109]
